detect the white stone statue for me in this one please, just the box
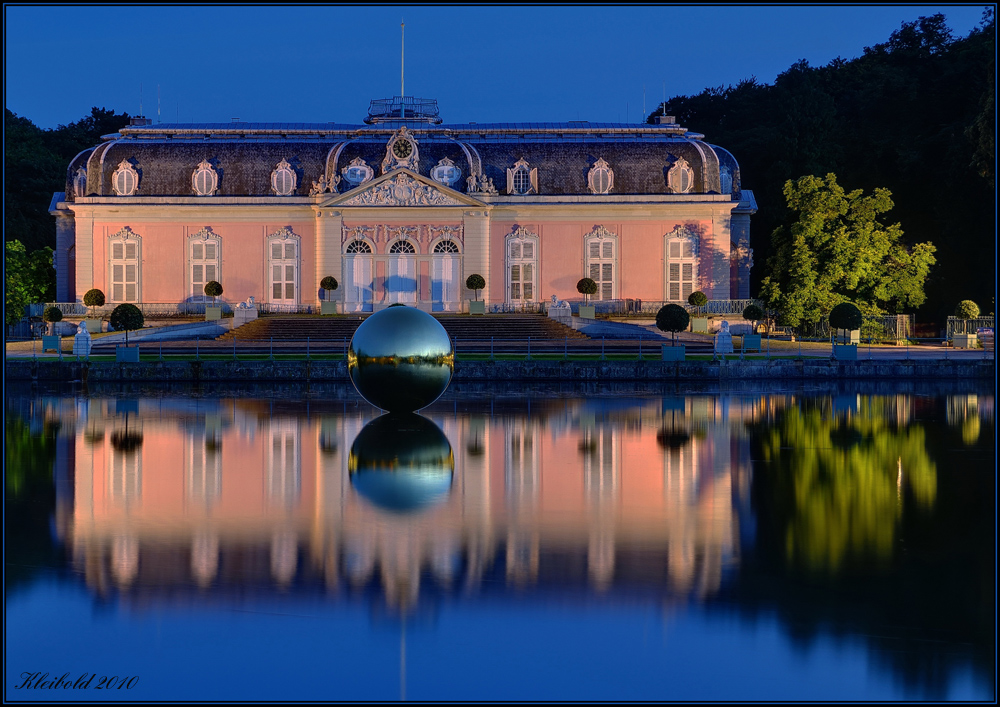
[73,321,92,356]
[715,319,734,354]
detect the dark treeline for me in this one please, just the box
[5,107,133,253]
[649,11,995,323]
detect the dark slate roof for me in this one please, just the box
[74,115,739,199]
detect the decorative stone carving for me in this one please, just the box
[510,225,537,240]
[112,226,141,241]
[668,157,694,194]
[430,157,462,187]
[385,226,419,243]
[506,158,537,195]
[191,160,219,196]
[587,225,617,241]
[309,173,339,196]
[342,225,375,245]
[112,159,140,196]
[428,225,463,245]
[381,126,420,173]
[341,173,465,207]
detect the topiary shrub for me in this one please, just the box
[320,276,339,300]
[955,300,980,319]
[656,304,690,344]
[83,288,105,316]
[576,277,598,304]
[742,304,765,332]
[109,303,144,345]
[688,291,708,307]
[43,306,63,335]
[465,273,486,301]
[829,302,863,343]
[388,303,407,308]
[204,280,223,305]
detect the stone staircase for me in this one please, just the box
[217,314,591,342]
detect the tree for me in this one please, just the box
[760,174,936,330]
[743,304,765,332]
[320,276,339,300]
[954,300,980,319]
[656,304,690,344]
[4,241,55,325]
[42,306,62,335]
[688,291,708,307]
[204,280,223,305]
[577,277,598,304]
[83,288,105,317]
[829,302,863,342]
[465,273,485,301]
[109,304,144,345]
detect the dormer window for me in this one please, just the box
[668,157,694,194]
[506,158,538,195]
[431,158,462,187]
[112,160,139,196]
[342,158,373,187]
[191,160,219,196]
[271,159,297,196]
[588,158,614,195]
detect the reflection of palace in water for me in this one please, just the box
[39,394,784,609]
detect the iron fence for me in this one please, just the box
[947,316,994,338]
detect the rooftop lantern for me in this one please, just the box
[365,97,443,125]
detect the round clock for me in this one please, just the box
[392,139,413,159]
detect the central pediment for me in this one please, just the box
[320,169,484,208]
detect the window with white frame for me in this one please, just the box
[344,239,374,311]
[587,159,614,195]
[665,228,698,302]
[191,160,219,196]
[386,240,417,304]
[109,447,141,508]
[388,240,416,254]
[585,227,617,300]
[189,230,221,300]
[668,157,694,194]
[267,229,299,304]
[271,159,297,196]
[506,228,538,302]
[506,158,537,195]
[112,160,139,196]
[583,427,618,505]
[109,228,141,303]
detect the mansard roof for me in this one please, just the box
[66,101,744,200]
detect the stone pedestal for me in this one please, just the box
[321,301,338,315]
[234,307,258,327]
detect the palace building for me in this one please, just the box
[50,97,756,313]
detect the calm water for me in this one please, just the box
[5,381,995,701]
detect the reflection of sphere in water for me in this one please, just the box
[349,413,454,514]
[348,306,454,413]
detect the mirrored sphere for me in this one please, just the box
[349,413,454,514]
[348,306,454,412]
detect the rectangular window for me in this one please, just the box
[268,239,298,304]
[110,239,139,303]
[585,238,615,300]
[190,238,221,299]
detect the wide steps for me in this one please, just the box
[218,315,591,342]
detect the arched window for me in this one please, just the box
[389,240,416,254]
[345,240,372,254]
[112,160,139,196]
[267,228,299,305]
[191,160,219,196]
[507,227,538,302]
[433,240,460,254]
[73,168,88,198]
[585,227,617,300]
[664,227,698,302]
[108,227,141,303]
[668,157,694,194]
[432,240,461,311]
[271,159,297,196]
[344,238,374,311]
[588,159,614,195]
[188,228,221,300]
[506,158,538,195]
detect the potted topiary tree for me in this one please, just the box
[466,273,486,315]
[320,276,339,315]
[656,304,690,360]
[953,300,980,348]
[688,291,710,333]
[742,303,765,352]
[42,306,63,352]
[110,303,145,362]
[577,278,598,319]
[204,281,224,320]
[829,302,862,359]
[83,288,105,333]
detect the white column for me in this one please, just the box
[74,209,95,299]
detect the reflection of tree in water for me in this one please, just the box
[740,395,994,699]
[755,397,936,573]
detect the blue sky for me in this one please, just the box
[5,5,989,128]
